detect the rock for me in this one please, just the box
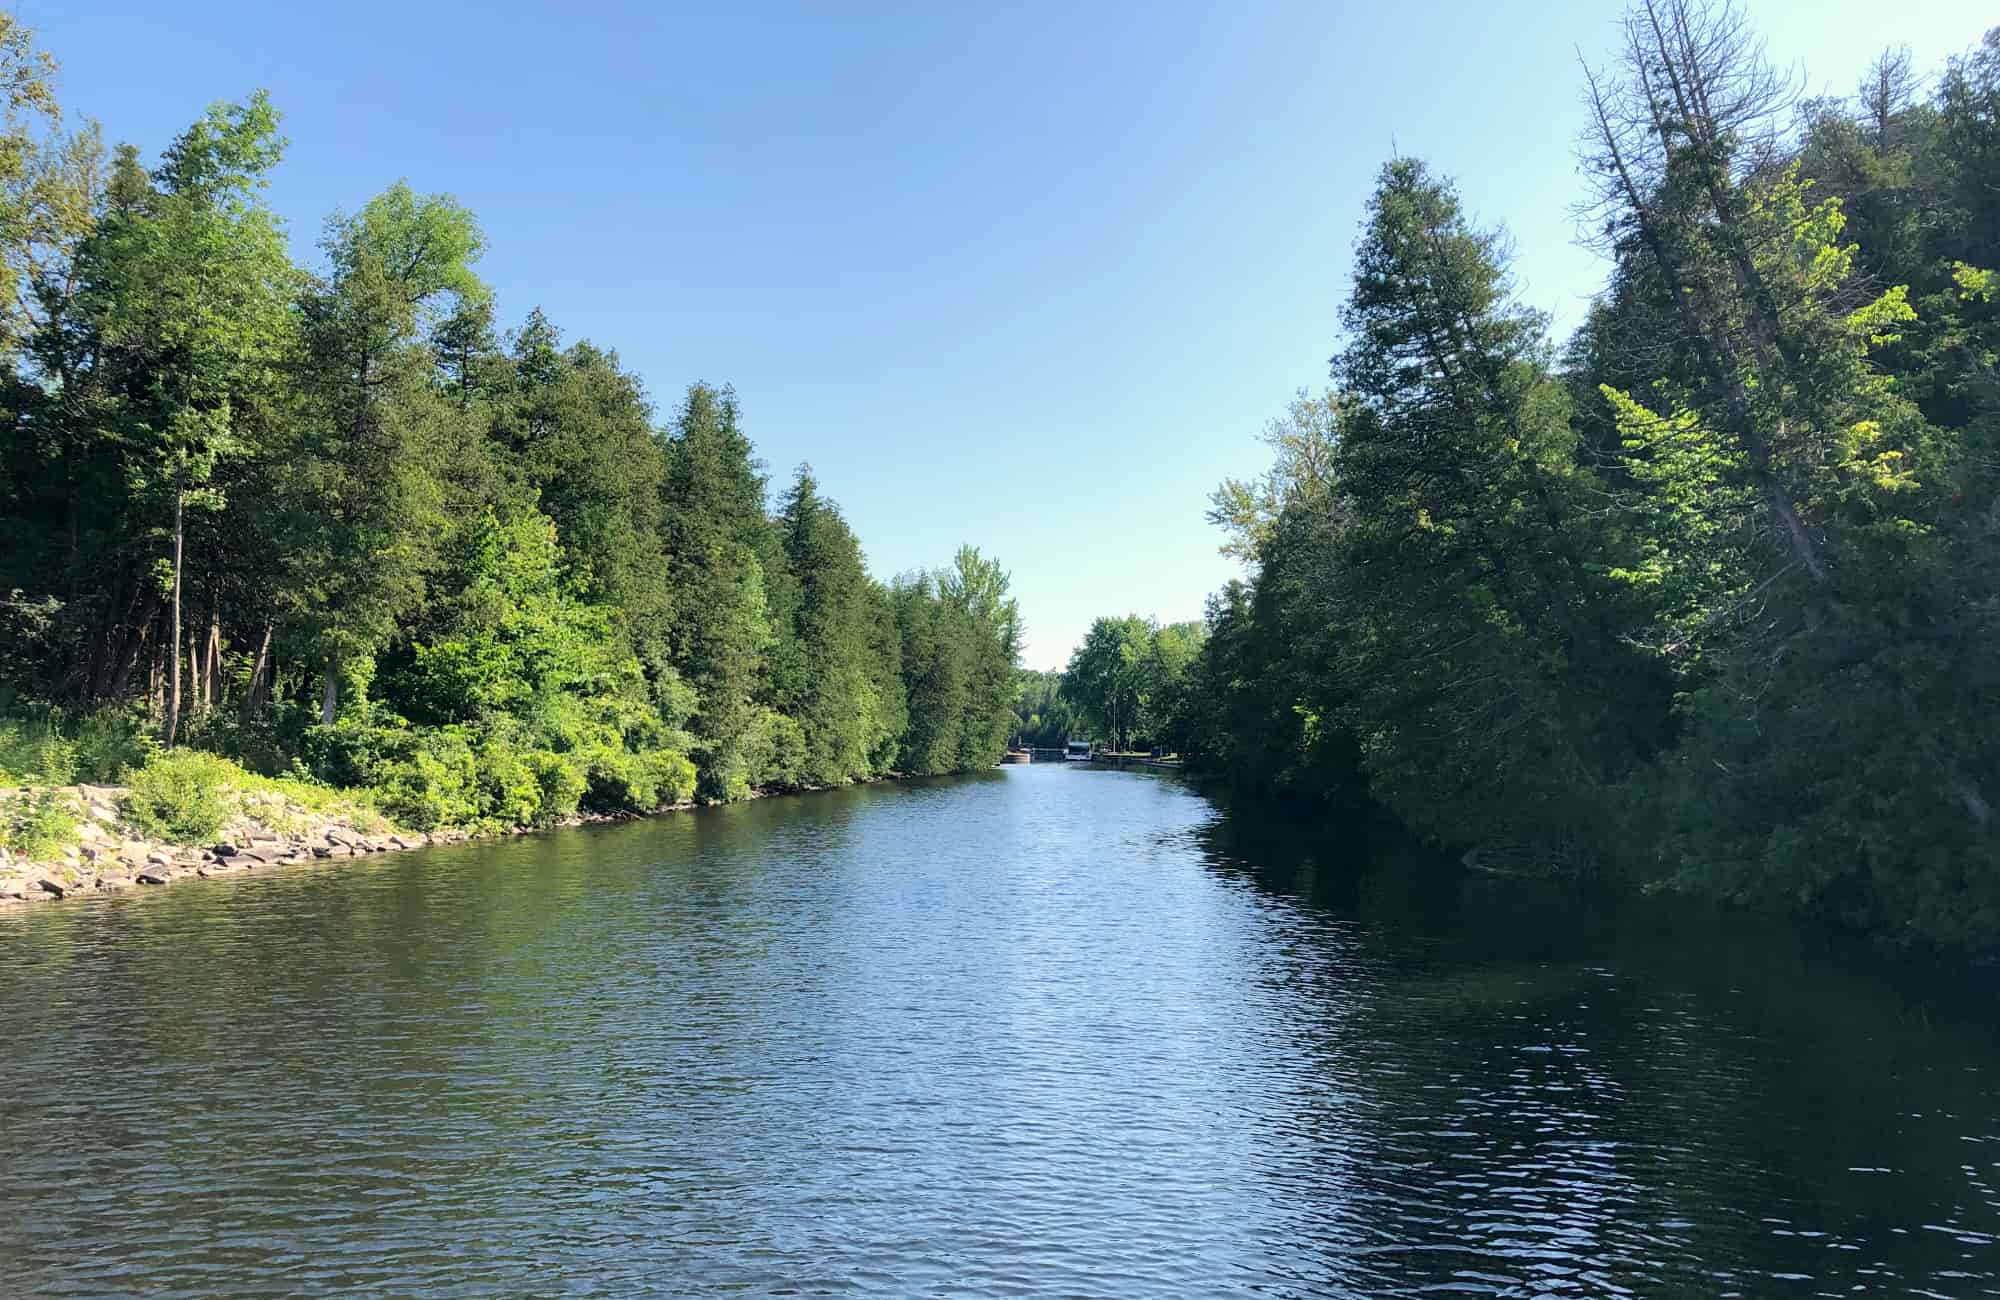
[80,845,107,863]
[136,870,169,885]
[87,802,118,822]
[211,843,239,858]
[145,850,172,867]
[93,875,131,893]
[36,878,65,899]
[310,846,333,859]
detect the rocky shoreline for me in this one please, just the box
[0,782,679,907]
[0,770,928,908]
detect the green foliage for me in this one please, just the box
[120,750,234,844]
[0,708,153,784]
[1059,615,1203,753]
[1157,8,2000,948]
[0,789,76,861]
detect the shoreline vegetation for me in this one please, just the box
[0,10,1025,884]
[1040,5,2000,955]
[0,763,918,909]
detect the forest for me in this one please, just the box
[0,13,1021,833]
[1059,4,2000,950]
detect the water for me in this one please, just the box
[1,764,1996,1297]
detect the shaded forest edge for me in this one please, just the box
[0,13,1023,875]
[0,759,927,908]
[1037,5,2000,954]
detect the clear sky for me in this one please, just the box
[19,0,1988,668]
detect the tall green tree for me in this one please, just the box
[70,94,295,744]
[661,382,774,799]
[285,182,491,724]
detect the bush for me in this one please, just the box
[120,751,236,844]
[1,790,79,861]
[641,748,697,806]
[70,708,156,782]
[474,736,543,828]
[526,750,586,825]
[0,715,76,784]
[372,732,478,832]
[742,708,807,791]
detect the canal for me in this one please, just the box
[1,763,1994,1296]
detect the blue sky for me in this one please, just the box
[20,0,1988,668]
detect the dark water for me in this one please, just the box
[2,765,1996,1297]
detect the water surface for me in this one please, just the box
[1,764,1995,1296]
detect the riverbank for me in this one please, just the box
[0,768,932,908]
[0,780,644,906]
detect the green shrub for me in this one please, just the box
[373,732,478,832]
[526,750,586,825]
[474,736,543,827]
[1,790,79,861]
[580,744,696,814]
[0,714,78,784]
[742,708,807,792]
[120,750,237,844]
[70,708,155,782]
[641,748,697,806]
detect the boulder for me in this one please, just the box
[36,878,64,899]
[136,870,169,886]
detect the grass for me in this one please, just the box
[0,790,80,863]
[120,750,398,844]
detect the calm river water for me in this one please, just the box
[1,764,1996,1296]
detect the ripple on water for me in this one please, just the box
[0,765,1996,1297]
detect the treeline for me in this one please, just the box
[1044,616,1203,753]
[0,15,1020,827]
[1152,6,2000,948]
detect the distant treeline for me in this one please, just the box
[0,13,1019,826]
[1070,5,2000,949]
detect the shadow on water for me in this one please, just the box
[1173,779,2000,1297]
[1,763,1996,1297]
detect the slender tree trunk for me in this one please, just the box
[320,658,340,726]
[202,604,220,712]
[166,486,185,747]
[107,602,156,705]
[243,622,274,723]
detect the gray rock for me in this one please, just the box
[136,869,169,885]
[36,878,65,899]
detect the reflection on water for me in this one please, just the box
[0,764,1994,1296]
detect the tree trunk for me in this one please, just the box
[320,660,340,726]
[202,602,221,713]
[243,623,274,723]
[166,486,184,747]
